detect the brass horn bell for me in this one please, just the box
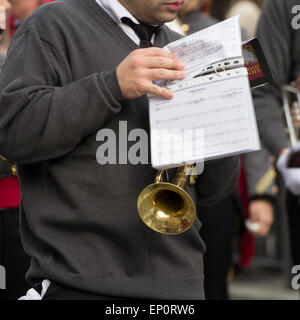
[137,165,196,235]
[0,155,17,176]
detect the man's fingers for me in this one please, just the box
[144,83,174,99]
[144,56,185,70]
[138,47,176,59]
[118,47,184,99]
[147,68,185,81]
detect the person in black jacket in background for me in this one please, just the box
[252,0,300,268]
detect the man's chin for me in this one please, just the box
[154,12,178,24]
[139,10,178,25]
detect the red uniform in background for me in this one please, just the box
[0,175,20,208]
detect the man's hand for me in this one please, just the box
[116,47,185,100]
[248,200,274,237]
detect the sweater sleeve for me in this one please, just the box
[0,27,124,164]
[196,156,240,206]
[252,0,291,157]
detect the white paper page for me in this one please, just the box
[164,16,242,80]
[151,126,205,170]
[149,68,260,169]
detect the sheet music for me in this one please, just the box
[164,15,242,80]
[149,68,260,169]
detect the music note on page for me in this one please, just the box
[149,69,260,169]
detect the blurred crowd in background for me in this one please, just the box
[1,0,300,300]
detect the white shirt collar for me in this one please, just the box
[95,0,139,25]
[95,0,160,46]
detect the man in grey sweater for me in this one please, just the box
[0,0,239,299]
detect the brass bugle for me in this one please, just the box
[137,164,196,235]
[0,154,17,176]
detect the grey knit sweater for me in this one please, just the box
[0,0,240,299]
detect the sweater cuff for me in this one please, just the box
[101,69,125,102]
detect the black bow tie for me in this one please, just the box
[121,17,161,48]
